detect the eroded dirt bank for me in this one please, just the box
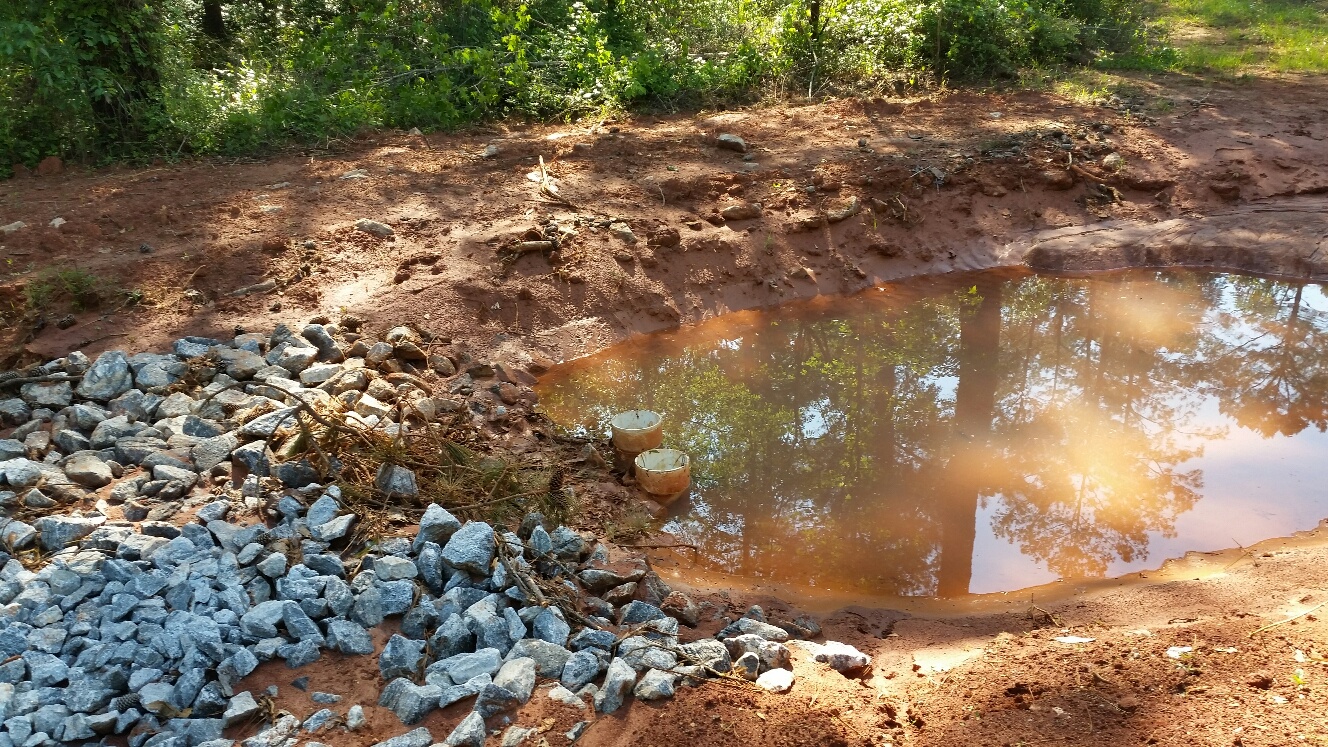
[4,73,1328,746]
[4,76,1328,369]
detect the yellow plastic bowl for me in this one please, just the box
[610,410,664,453]
[634,448,690,496]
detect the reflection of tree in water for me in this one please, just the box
[541,293,962,595]
[1202,278,1328,437]
[982,274,1218,580]
[537,272,1328,596]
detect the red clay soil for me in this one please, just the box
[5,73,1328,747]
[4,75,1327,369]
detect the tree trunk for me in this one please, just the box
[936,279,1003,596]
[202,0,227,40]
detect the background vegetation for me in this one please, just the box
[1,0,1148,172]
[1153,0,1328,73]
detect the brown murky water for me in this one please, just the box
[537,270,1328,598]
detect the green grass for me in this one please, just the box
[1155,0,1328,74]
[24,268,109,312]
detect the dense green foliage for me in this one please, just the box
[1,0,1145,170]
[1153,0,1328,74]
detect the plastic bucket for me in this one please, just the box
[634,448,690,496]
[610,410,664,453]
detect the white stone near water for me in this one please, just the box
[812,640,872,673]
[756,667,795,693]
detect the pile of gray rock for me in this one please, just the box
[0,487,826,747]
[1,319,541,554]
[0,320,864,747]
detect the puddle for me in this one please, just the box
[537,270,1328,599]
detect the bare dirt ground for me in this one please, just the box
[5,72,1328,746]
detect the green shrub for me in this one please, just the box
[0,0,1149,172]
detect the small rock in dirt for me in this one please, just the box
[648,227,681,248]
[19,381,72,408]
[493,657,537,703]
[223,691,261,727]
[723,616,790,641]
[355,218,395,237]
[256,552,287,578]
[414,503,462,551]
[609,222,638,244]
[326,619,376,655]
[502,725,537,747]
[1042,169,1075,190]
[717,133,748,153]
[375,463,419,498]
[380,634,427,680]
[64,452,113,488]
[346,705,366,730]
[370,726,434,747]
[778,614,822,639]
[725,634,790,671]
[733,651,760,680]
[720,202,761,221]
[374,554,418,580]
[437,648,505,683]
[442,711,486,747]
[441,520,496,574]
[474,682,521,718]
[1247,671,1275,690]
[0,519,37,549]
[533,607,571,647]
[755,667,794,693]
[548,684,586,710]
[35,515,104,552]
[813,641,871,673]
[661,591,700,627]
[680,639,731,673]
[379,678,442,724]
[826,195,860,223]
[594,657,637,714]
[634,669,677,701]
[76,351,135,401]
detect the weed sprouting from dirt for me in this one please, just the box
[604,502,657,544]
[23,268,110,312]
[246,389,576,551]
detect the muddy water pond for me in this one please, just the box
[538,270,1328,598]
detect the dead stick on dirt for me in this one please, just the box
[537,156,578,210]
[0,374,83,391]
[179,264,207,292]
[79,333,130,347]
[1029,604,1063,627]
[1249,601,1327,638]
[200,380,375,449]
[617,541,699,551]
[1069,163,1116,185]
